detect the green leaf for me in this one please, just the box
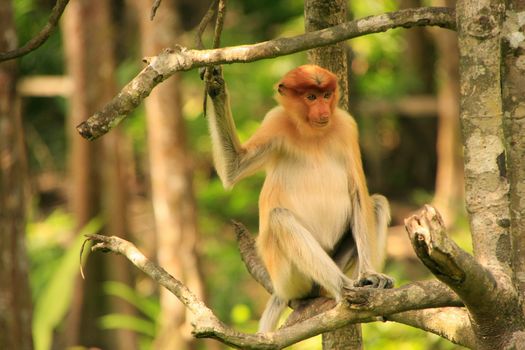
[103,281,160,321]
[32,219,103,350]
[98,314,156,338]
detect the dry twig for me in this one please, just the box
[0,0,70,62]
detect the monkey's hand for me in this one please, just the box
[202,66,225,99]
[355,271,394,289]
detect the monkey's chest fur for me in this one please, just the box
[259,149,352,251]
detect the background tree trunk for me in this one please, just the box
[62,0,128,347]
[431,0,463,226]
[134,1,205,349]
[304,1,362,349]
[304,0,350,110]
[0,2,33,349]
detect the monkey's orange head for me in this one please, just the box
[276,65,339,129]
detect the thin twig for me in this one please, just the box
[150,0,162,20]
[79,238,90,280]
[194,0,220,50]
[0,0,70,62]
[212,0,227,48]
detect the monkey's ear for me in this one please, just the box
[277,83,286,96]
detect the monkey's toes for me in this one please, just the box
[355,273,394,289]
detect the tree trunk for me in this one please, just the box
[103,128,140,350]
[401,0,435,94]
[454,0,525,347]
[501,0,525,310]
[62,0,117,347]
[304,1,362,349]
[431,0,463,226]
[0,2,33,349]
[304,0,350,110]
[134,1,205,349]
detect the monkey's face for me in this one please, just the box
[302,89,335,128]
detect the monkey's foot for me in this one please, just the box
[355,272,394,289]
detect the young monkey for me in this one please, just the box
[206,65,393,332]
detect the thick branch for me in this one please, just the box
[76,6,455,140]
[387,307,475,348]
[85,233,464,349]
[233,221,273,294]
[0,0,70,62]
[404,205,497,311]
[405,205,525,347]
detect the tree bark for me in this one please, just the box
[304,1,363,349]
[62,0,116,347]
[134,1,205,349]
[501,0,525,308]
[103,131,139,350]
[304,0,350,109]
[0,2,33,349]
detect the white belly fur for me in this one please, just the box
[260,152,351,251]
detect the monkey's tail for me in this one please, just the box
[258,294,287,333]
[371,194,391,271]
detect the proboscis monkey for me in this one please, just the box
[206,65,393,332]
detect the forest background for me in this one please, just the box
[2,0,467,349]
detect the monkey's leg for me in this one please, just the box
[268,208,353,301]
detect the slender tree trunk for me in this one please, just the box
[134,1,205,349]
[304,1,362,349]
[401,0,435,93]
[431,0,463,226]
[103,121,140,350]
[304,0,350,110]
[62,0,120,347]
[0,2,33,349]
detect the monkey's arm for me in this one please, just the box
[206,69,273,188]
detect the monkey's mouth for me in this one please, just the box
[312,119,329,127]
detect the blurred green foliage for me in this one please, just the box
[30,216,103,350]
[99,281,160,350]
[16,0,468,349]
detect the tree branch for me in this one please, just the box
[405,205,525,344]
[233,221,273,294]
[0,0,70,62]
[149,0,162,20]
[85,233,465,349]
[387,307,475,348]
[404,205,499,311]
[76,6,455,140]
[194,0,219,49]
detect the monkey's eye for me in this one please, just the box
[324,92,332,99]
[306,94,317,101]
